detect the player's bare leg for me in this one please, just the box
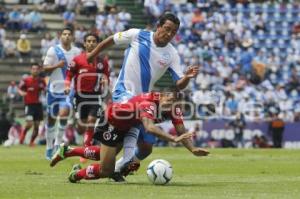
[19,120,33,144]
[68,144,117,183]
[50,144,100,167]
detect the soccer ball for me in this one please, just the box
[147,159,173,185]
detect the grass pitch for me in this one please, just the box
[0,146,300,199]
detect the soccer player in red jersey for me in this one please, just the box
[18,64,46,146]
[50,92,209,183]
[65,33,109,149]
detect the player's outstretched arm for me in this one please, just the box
[87,35,115,61]
[142,117,193,143]
[176,65,199,90]
[175,124,209,156]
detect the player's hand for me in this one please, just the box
[174,132,193,143]
[64,87,70,95]
[185,65,199,78]
[56,60,65,68]
[191,147,209,156]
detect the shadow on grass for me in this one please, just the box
[69,180,252,187]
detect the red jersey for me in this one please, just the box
[19,76,46,105]
[106,92,183,132]
[65,52,110,93]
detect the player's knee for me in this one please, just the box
[135,143,153,160]
[58,119,67,129]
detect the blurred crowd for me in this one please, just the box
[144,0,300,122]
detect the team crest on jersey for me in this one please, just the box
[97,62,104,70]
[68,60,76,69]
[158,52,170,68]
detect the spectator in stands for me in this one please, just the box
[74,25,86,48]
[3,39,17,57]
[21,9,32,32]
[63,8,76,29]
[0,6,7,26]
[29,8,44,32]
[40,33,55,60]
[82,0,98,17]
[0,24,5,59]
[7,7,22,31]
[17,34,33,63]
[7,81,19,103]
[118,8,131,30]
[0,112,12,144]
[3,121,22,147]
[55,0,68,13]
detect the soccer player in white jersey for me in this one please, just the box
[43,27,81,160]
[87,13,201,180]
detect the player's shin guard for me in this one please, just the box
[76,163,101,181]
[83,128,94,147]
[65,146,100,160]
[54,119,67,148]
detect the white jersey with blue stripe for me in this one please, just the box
[112,29,184,99]
[43,44,81,94]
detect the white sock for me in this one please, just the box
[115,127,139,172]
[54,121,66,146]
[46,125,56,150]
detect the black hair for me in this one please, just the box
[83,33,100,43]
[62,26,74,34]
[158,12,180,27]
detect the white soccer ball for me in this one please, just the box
[147,159,173,185]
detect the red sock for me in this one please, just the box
[83,129,94,147]
[65,146,100,160]
[29,129,38,146]
[75,163,101,181]
[19,128,29,144]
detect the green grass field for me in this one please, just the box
[1,146,300,199]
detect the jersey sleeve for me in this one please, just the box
[168,50,184,82]
[138,101,156,121]
[113,28,140,45]
[43,46,57,66]
[18,78,27,91]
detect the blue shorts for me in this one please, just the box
[138,125,156,145]
[47,92,72,116]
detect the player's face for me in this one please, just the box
[31,65,39,77]
[160,93,176,111]
[60,30,73,45]
[156,20,179,46]
[84,36,98,52]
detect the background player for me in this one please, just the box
[18,64,46,146]
[65,33,109,153]
[43,27,81,159]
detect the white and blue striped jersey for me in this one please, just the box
[112,28,184,101]
[43,45,81,94]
